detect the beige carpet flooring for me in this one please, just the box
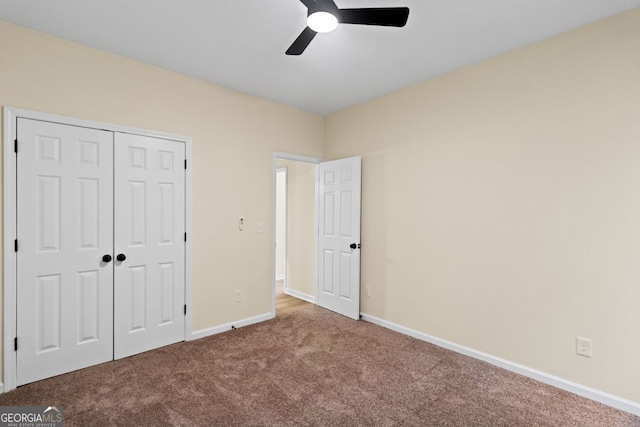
[0,305,638,426]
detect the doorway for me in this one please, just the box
[271,152,363,320]
[272,153,322,316]
[275,166,309,314]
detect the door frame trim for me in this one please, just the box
[271,152,323,317]
[3,107,194,392]
[275,166,288,289]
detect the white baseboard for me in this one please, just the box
[284,288,315,304]
[275,274,285,281]
[360,313,640,417]
[189,312,274,341]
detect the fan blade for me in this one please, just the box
[286,27,318,55]
[299,0,315,9]
[300,0,339,13]
[338,7,410,27]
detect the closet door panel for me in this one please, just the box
[16,119,114,385]
[114,133,185,359]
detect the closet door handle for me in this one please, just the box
[102,254,112,263]
[116,254,127,262]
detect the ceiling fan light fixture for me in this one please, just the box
[307,11,338,33]
[287,1,410,56]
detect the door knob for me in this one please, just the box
[102,254,112,263]
[116,253,127,262]
[350,243,360,249]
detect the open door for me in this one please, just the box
[317,156,361,320]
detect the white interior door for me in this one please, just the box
[317,156,361,320]
[113,133,186,359]
[16,119,114,385]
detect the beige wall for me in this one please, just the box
[0,19,324,380]
[277,159,316,299]
[326,9,640,403]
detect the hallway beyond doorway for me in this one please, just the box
[276,279,311,315]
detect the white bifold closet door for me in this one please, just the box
[16,119,185,385]
[113,133,185,359]
[16,119,115,385]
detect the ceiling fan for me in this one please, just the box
[286,0,410,55]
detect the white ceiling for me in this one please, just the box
[1,1,639,115]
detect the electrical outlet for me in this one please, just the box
[576,337,592,358]
[234,290,242,303]
[364,286,371,297]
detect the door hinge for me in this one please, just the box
[14,239,18,252]
[184,232,187,242]
[184,304,187,315]
[14,337,17,351]
[184,159,187,170]
[14,139,18,153]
